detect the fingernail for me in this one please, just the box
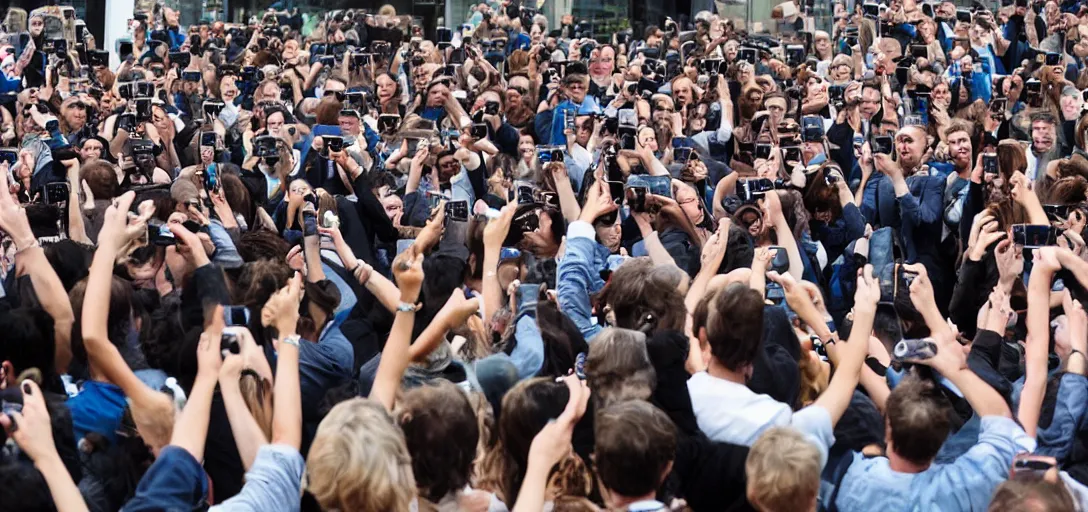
[22,382,31,395]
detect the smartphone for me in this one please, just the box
[118,41,134,59]
[0,148,18,167]
[223,306,251,327]
[324,135,344,155]
[148,222,177,246]
[396,239,416,255]
[516,183,537,205]
[485,101,500,116]
[42,181,69,206]
[1045,52,1061,66]
[627,174,672,198]
[1012,224,1055,248]
[674,147,693,164]
[135,98,153,122]
[767,245,790,274]
[738,178,776,203]
[182,70,202,82]
[445,200,470,222]
[625,186,649,212]
[203,101,225,117]
[377,114,401,133]
[910,45,928,60]
[169,51,191,68]
[783,146,803,163]
[87,49,110,67]
[301,208,318,236]
[1013,454,1056,479]
[754,143,773,160]
[982,153,998,175]
[893,339,938,361]
[200,131,217,148]
[203,162,220,192]
[871,135,894,155]
[1044,204,1071,221]
[220,326,242,359]
[536,146,564,164]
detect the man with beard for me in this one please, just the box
[1026,112,1060,182]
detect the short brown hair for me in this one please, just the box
[696,283,765,371]
[885,374,952,466]
[945,118,975,141]
[396,381,479,503]
[315,96,343,125]
[594,258,687,333]
[585,328,655,409]
[594,401,677,498]
[988,478,1076,512]
[746,427,822,512]
[82,160,119,199]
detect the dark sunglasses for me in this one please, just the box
[324,90,345,102]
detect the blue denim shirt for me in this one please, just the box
[828,416,1034,512]
[294,324,354,420]
[556,221,609,341]
[1011,372,1088,462]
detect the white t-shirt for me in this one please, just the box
[687,372,836,467]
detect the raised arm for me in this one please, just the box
[549,163,582,223]
[1020,248,1060,437]
[814,264,880,426]
[761,191,803,280]
[218,328,270,469]
[0,380,89,512]
[318,225,402,313]
[0,172,74,375]
[370,250,424,411]
[481,204,516,325]
[83,193,175,449]
[409,289,481,362]
[265,272,304,449]
[169,305,223,461]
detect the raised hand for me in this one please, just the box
[261,271,303,341]
[0,380,56,463]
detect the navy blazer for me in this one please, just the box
[860,170,946,274]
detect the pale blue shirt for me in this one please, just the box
[828,416,1034,512]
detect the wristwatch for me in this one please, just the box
[280,334,301,348]
[397,302,420,313]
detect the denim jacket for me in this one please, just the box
[557,221,610,341]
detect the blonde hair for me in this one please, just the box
[745,427,821,512]
[307,398,417,512]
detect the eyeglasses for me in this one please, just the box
[324,90,346,102]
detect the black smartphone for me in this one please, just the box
[148,222,177,246]
[871,135,894,155]
[0,148,18,167]
[253,135,278,157]
[324,135,344,155]
[182,70,202,82]
[169,51,191,68]
[738,178,775,203]
[766,246,790,273]
[200,131,217,148]
[445,200,470,222]
[203,100,224,118]
[44,182,70,206]
[910,45,928,59]
[754,143,773,160]
[982,153,998,175]
[378,114,401,133]
[135,98,153,122]
[223,305,251,327]
[118,41,134,59]
[1012,224,1055,248]
[625,186,649,212]
[88,49,110,67]
[1044,204,1071,221]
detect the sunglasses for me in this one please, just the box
[324,90,346,102]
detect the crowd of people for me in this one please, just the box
[2,0,1088,510]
